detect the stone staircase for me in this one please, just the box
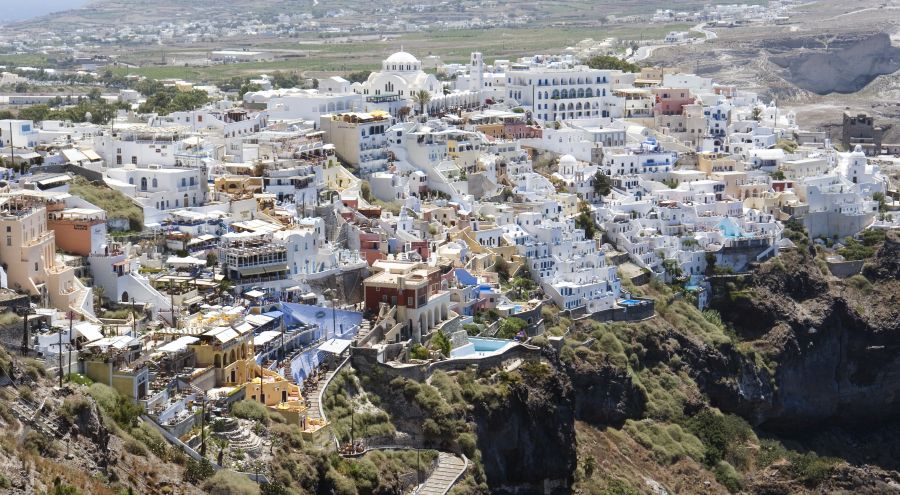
[415,452,467,495]
[214,418,263,456]
[309,361,346,422]
[354,319,373,345]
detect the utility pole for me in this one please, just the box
[200,394,207,457]
[8,122,14,177]
[331,296,337,340]
[279,314,285,365]
[67,311,74,381]
[21,309,30,355]
[170,291,176,329]
[131,298,136,337]
[58,326,63,387]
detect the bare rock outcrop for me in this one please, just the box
[772,33,900,94]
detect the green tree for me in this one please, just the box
[18,104,51,122]
[138,87,209,114]
[584,55,639,72]
[431,330,451,357]
[575,201,597,239]
[238,82,262,99]
[750,107,762,122]
[497,317,527,339]
[412,89,432,116]
[593,170,612,198]
[346,70,372,83]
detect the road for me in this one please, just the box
[627,22,716,63]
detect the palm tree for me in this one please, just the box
[93,286,105,314]
[412,89,431,117]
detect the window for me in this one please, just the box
[131,156,137,165]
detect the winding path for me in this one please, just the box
[317,361,469,494]
[416,452,468,495]
[627,22,716,63]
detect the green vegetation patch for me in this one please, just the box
[69,176,143,231]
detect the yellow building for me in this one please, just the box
[187,321,308,423]
[0,194,93,318]
[698,152,743,175]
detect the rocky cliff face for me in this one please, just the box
[711,234,900,430]
[473,366,577,494]
[771,33,900,94]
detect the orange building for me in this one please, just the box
[46,201,107,256]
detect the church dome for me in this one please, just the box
[383,51,422,72]
[385,51,419,64]
[559,154,577,167]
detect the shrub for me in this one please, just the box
[846,274,871,293]
[683,408,754,466]
[623,419,705,464]
[497,317,527,340]
[270,423,304,450]
[202,469,261,495]
[231,400,268,423]
[24,429,56,456]
[431,330,451,356]
[60,394,93,424]
[184,458,215,483]
[47,478,80,495]
[65,373,94,386]
[714,461,743,493]
[409,344,429,360]
[131,421,169,459]
[22,358,46,381]
[123,437,148,457]
[463,324,481,336]
[458,432,477,458]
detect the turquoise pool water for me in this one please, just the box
[619,299,643,306]
[470,338,510,352]
[450,337,515,358]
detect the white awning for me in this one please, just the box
[318,338,352,355]
[253,330,281,346]
[245,313,273,327]
[158,336,200,353]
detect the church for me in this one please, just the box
[353,51,442,99]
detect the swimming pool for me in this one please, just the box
[450,337,515,358]
[619,299,643,307]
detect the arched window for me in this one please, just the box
[152,178,158,188]
[121,291,129,303]
[140,177,147,191]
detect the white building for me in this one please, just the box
[504,67,624,122]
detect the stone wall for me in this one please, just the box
[826,259,865,278]
[350,343,541,382]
